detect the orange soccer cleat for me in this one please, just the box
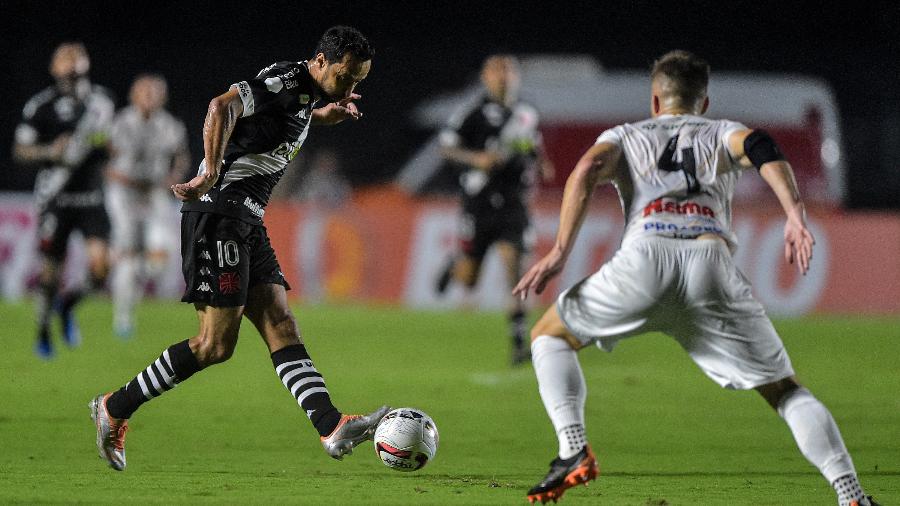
[526,445,599,504]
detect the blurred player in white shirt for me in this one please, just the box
[106,74,189,337]
[514,51,876,506]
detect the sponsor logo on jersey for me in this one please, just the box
[197,281,212,292]
[200,194,213,202]
[219,272,241,295]
[199,250,211,260]
[642,221,723,235]
[243,196,265,218]
[199,266,212,276]
[643,198,715,218]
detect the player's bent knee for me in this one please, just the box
[756,376,802,410]
[191,330,239,366]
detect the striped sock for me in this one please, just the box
[271,344,341,437]
[105,340,202,419]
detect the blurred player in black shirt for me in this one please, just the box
[89,26,389,472]
[436,54,553,365]
[13,42,115,359]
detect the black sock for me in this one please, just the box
[106,340,203,419]
[35,279,57,335]
[271,344,341,437]
[57,289,85,315]
[510,309,526,347]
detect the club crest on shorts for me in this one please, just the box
[219,272,241,295]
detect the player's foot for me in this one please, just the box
[320,406,391,460]
[850,496,880,506]
[34,329,54,360]
[56,301,81,348]
[89,393,129,471]
[114,316,134,340]
[527,445,599,504]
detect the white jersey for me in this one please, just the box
[597,114,747,250]
[109,106,187,184]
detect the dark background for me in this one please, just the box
[3,0,899,208]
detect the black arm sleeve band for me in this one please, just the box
[743,129,785,170]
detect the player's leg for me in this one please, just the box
[91,304,241,470]
[107,183,140,337]
[497,210,535,364]
[527,307,598,503]
[34,209,69,357]
[681,239,875,505]
[34,258,62,357]
[56,207,111,344]
[240,224,389,459]
[496,241,529,363]
[436,212,483,299]
[757,377,875,506]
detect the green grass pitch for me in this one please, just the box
[0,300,898,505]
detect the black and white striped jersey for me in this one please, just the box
[181,61,320,224]
[15,82,115,210]
[439,94,543,214]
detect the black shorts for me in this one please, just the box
[459,206,533,261]
[180,212,290,307]
[38,205,110,260]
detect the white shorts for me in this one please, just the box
[106,182,177,254]
[557,235,794,390]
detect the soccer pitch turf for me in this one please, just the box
[1,300,897,505]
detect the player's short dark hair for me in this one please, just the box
[314,25,374,63]
[651,50,709,106]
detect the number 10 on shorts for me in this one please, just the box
[217,240,240,267]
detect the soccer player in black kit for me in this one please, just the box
[13,42,115,359]
[90,26,389,471]
[436,54,553,365]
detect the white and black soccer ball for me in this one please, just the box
[373,407,439,472]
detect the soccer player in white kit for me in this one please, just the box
[513,50,876,506]
[106,74,190,337]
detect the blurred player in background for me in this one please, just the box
[435,54,554,366]
[89,26,389,471]
[106,74,190,338]
[13,42,115,359]
[514,50,877,505]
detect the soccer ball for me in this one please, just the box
[373,407,439,472]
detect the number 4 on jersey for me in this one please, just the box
[658,134,700,193]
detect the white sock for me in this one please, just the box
[777,387,862,503]
[532,335,587,459]
[111,255,139,329]
[832,474,867,506]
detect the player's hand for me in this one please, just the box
[472,151,502,172]
[513,247,567,300]
[171,171,217,201]
[316,94,363,124]
[48,134,71,162]
[783,213,815,275]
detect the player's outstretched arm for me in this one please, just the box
[312,93,363,126]
[513,142,620,299]
[172,88,243,201]
[728,129,815,274]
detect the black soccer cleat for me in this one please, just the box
[527,445,599,504]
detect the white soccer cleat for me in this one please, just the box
[320,406,391,460]
[89,393,129,471]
